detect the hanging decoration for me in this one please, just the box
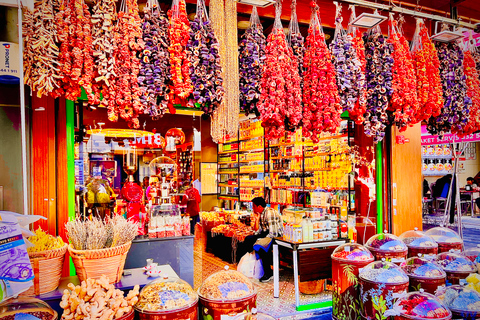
[187,0,224,116]
[427,39,472,136]
[22,5,36,94]
[410,19,443,124]
[461,41,480,136]
[387,14,418,131]
[258,0,302,140]
[168,0,193,100]
[362,12,394,143]
[288,0,305,81]
[238,7,266,117]
[139,0,171,118]
[113,0,144,128]
[302,2,340,143]
[330,2,365,125]
[91,0,117,108]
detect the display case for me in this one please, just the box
[436,252,478,285]
[0,297,58,320]
[400,257,446,294]
[198,268,256,320]
[359,260,409,320]
[148,204,189,238]
[437,285,480,319]
[399,228,438,258]
[331,242,374,320]
[464,244,480,271]
[425,227,463,253]
[365,232,408,264]
[392,291,451,320]
[134,276,198,320]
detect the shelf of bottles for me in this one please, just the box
[217,132,239,200]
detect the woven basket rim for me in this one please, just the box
[28,243,68,259]
[68,241,131,259]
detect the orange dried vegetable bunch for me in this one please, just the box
[460,50,480,136]
[168,0,193,100]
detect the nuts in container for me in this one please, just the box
[199,269,255,301]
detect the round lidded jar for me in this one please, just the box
[393,291,451,320]
[0,297,58,320]
[365,231,408,264]
[425,227,463,253]
[437,285,480,319]
[332,242,375,263]
[400,257,446,294]
[464,244,480,270]
[436,251,478,285]
[400,228,438,258]
[134,276,198,320]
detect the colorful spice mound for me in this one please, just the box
[360,263,408,283]
[136,281,197,311]
[238,7,266,116]
[460,49,480,136]
[27,228,65,253]
[200,270,254,300]
[302,8,341,142]
[411,20,443,123]
[168,0,193,100]
[401,258,444,278]
[401,236,436,248]
[466,273,480,294]
[187,0,224,115]
[398,293,450,318]
[366,234,407,252]
[427,41,472,136]
[138,0,171,118]
[363,27,394,142]
[436,252,477,272]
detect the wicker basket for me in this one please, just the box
[298,278,326,295]
[68,241,132,284]
[22,244,68,296]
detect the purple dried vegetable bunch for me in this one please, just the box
[427,42,472,136]
[138,1,171,118]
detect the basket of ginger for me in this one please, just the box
[24,228,68,296]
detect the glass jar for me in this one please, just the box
[393,291,451,320]
[399,228,438,258]
[0,297,58,320]
[425,227,463,253]
[400,257,446,294]
[365,232,408,264]
[437,285,480,319]
[436,252,478,285]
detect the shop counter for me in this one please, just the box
[124,235,194,287]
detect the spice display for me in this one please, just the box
[238,7,266,116]
[436,252,477,273]
[401,257,445,279]
[187,0,224,115]
[427,40,472,136]
[438,285,480,316]
[302,5,340,142]
[362,22,394,142]
[400,228,438,257]
[388,15,419,131]
[411,19,444,123]
[27,228,65,253]
[359,261,409,283]
[168,0,193,100]
[366,232,407,252]
[66,215,137,250]
[460,48,480,136]
[425,227,463,248]
[331,242,374,261]
[135,278,197,311]
[113,0,144,128]
[60,275,139,320]
[258,0,302,140]
[138,0,171,118]
[199,269,255,300]
[330,4,365,124]
[394,292,451,319]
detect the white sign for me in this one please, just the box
[0,42,20,84]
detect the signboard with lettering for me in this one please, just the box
[0,42,19,84]
[421,125,480,145]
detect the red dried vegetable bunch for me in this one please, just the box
[411,19,443,123]
[258,1,302,140]
[387,16,418,131]
[168,0,193,100]
[460,48,480,136]
[113,0,144,128]
[302,5,341,142]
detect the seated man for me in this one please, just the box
[251,197,283,283]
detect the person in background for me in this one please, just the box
[423,179,430,197]
[466,177,480,212]
[193,177,202,196]
[182,181,201,235]
[251,197,283,283]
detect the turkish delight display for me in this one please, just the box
[400,228,438,258]
[393,291,451,320]
[425,227,463,252]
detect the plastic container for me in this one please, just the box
[392,291,451,320]
[425,227,463,253]
[0,297,58,320]
[232,310,276,320]
[464,244,480,271]
[400,228,438,258]
[437,285,480,319]
[365,232,408,264]
[436,252,478,285]
[134,277,198,320]
[331,242,374,320]
[198,268,257,320]
[400,257,446,294]
[359,260,409,320]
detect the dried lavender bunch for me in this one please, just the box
[108,215,138,247]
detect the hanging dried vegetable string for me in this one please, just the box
[258,0,302,140]
[168,0,193,101]
[238,7,266,116]
[362,11,394,142]
[330,2,364,124]
[113,0,144,128]
[55,0,73,98]
[91,0,117,109]
[387,13,418,131]
[410,19,443,123]
[288,0,305,81]
[461,37,480,136]
[139,0,171,118]
[187,0,224,116]
[22,5,35,93]
[302,2,340,142]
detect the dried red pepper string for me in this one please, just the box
[459,50,480,136]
